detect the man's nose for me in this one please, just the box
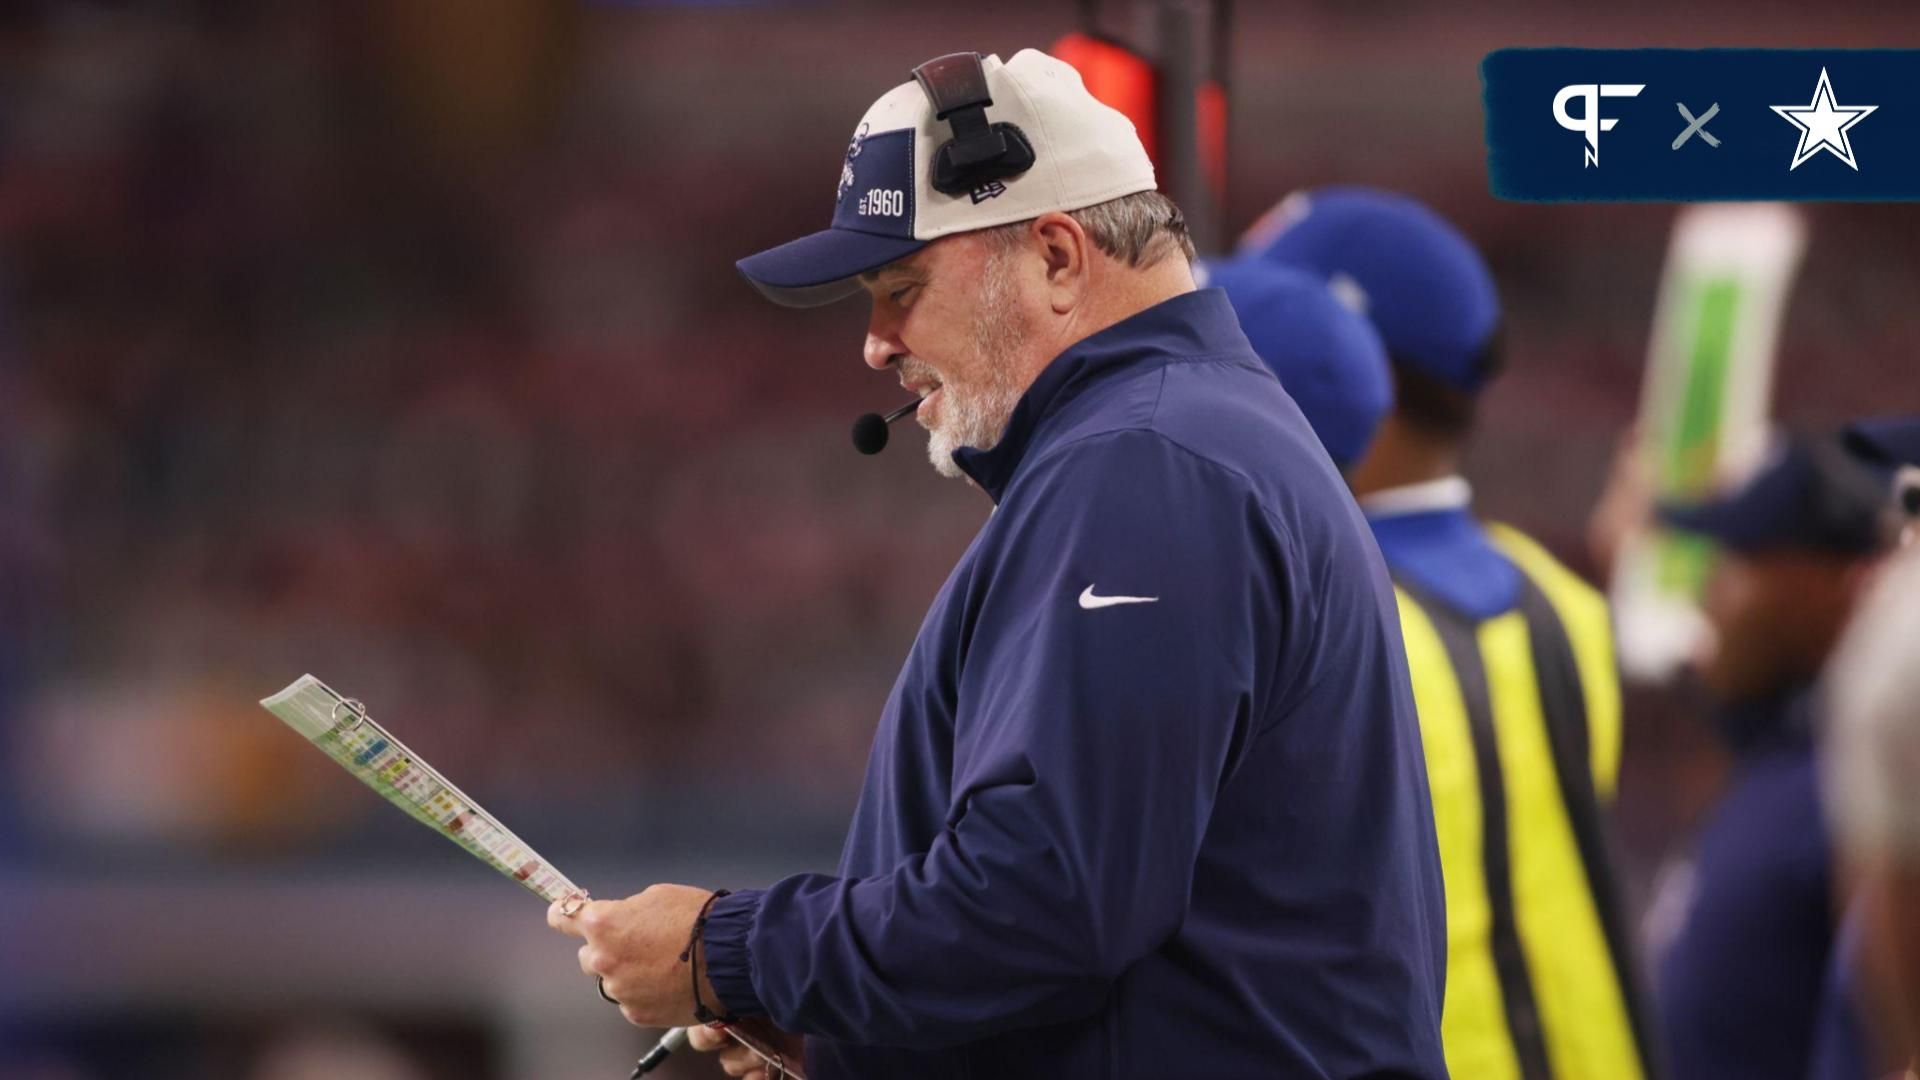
[864,330,904,372]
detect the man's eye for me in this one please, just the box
[890,285,916,304]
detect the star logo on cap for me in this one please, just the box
[1771,68,1877,171]
[836,122,870,203]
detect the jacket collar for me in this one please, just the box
[953,288,1245,502]
[1360,476,1474,519]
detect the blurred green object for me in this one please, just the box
[1610,203,1806,683]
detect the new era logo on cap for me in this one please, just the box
[737,49,1158,308]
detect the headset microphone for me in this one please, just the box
[852,398,923,455]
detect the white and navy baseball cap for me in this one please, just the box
[737,49,1158,308]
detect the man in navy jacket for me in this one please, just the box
[549,49,1448,1080]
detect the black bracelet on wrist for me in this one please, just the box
[681,888,737,1024]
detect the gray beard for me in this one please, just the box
[927,253,1030,480]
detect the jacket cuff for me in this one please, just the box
[700,888,769,1018]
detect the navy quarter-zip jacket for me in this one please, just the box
[702,288,1449,1079]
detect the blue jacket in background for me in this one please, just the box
[1657,689,1834,1080]
[702,289,1449,1079]
[1806,903,1878,1080]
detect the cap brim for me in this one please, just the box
[736,228,928,309]
[1656,499,1762,549]
[1844,417,1920,469]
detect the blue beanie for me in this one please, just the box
[1203,257,1393,468]
[1242,186,1501,394]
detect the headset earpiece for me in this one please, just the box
[912,52,1037,195]
[1894,466,1920,518]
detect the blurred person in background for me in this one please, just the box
[1250,187,1659,1080]
[245,1024,431,1080]
[1651,435,1888,1080]
[1200,258,1393,474]
[549,48,1448,1080]
[1806,417,1920,1080]
[1820,546,1920,1080]
[1842,418,1920,550]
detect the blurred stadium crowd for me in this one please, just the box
[0,1,988,864]
[3,2,1919,1078]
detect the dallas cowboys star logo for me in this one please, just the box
[836,122,871,203]
[1771,67,1877,171]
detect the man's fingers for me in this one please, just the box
[692,1022,790,1080]
[683,1025,768,1077]
[577,943,598,977]
[718,1044,765,1078]
[546,898,591,938]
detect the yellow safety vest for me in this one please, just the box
[1393,522,1653,1080]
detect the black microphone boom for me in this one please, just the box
[852,398,923,455]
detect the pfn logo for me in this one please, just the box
[1553,83,1645,167]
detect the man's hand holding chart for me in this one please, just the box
[543,884,723,1027]
[260,675,804,1079]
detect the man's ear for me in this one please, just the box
[1031,211,1091,314]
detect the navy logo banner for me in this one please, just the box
[1483,49,1918,201]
